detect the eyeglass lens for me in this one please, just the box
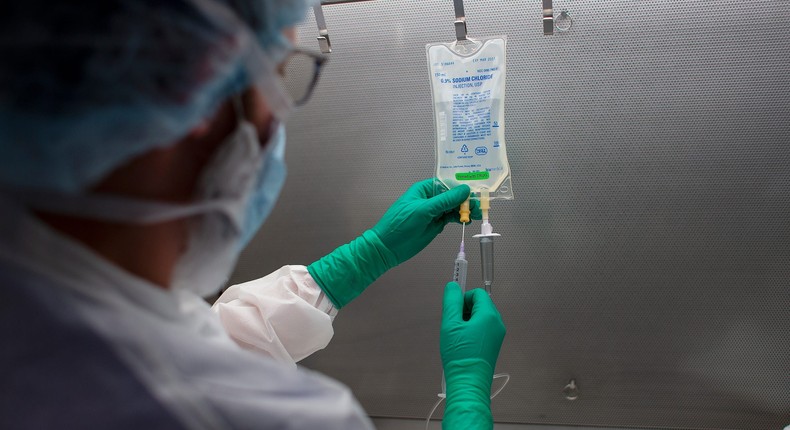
[280,53,322,106]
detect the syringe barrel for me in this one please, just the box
[453,257,468,292]
[480,237,494,294]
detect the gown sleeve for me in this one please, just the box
[212,265,338,368]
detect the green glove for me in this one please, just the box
[440,282,506,430]
[308,179,479,308]
[372,179,481,264]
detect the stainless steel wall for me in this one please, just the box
[232,1,790,428]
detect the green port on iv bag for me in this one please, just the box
[427,36,513,200]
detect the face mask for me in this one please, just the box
[170,117,287,296]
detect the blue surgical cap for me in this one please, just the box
[0,0,315,193]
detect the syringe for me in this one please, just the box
[443,222,468,401]
[452,223,468,292]
[473,189,500,295]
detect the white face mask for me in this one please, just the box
[14,101,288,297]
[171,118,287,296]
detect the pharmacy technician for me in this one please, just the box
[0,1,505,429]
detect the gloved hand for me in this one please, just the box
[440,282,506,430]
[308,179,480,308]
[372,179,481,264]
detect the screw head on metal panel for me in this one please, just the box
[563,379,579,400]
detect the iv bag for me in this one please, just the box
[427,36,513,200]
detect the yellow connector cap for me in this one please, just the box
[459,198,471,223]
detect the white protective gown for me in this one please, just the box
[0,196,373,430]
[213,266,339,367]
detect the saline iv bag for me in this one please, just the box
[427,36,513,201]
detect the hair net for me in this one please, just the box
[0,0,315,193]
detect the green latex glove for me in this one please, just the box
[440,282,506,430]
[372,179,481,264]
[308,179,480,308]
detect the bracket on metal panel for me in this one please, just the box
[454,0,468,41]
[543,0,554,35]
[314,5,332,53]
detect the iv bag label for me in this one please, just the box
[456,171,490,181]
[452,91,492,142]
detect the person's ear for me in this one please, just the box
[283,27,297,44]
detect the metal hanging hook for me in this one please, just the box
[454,0,468,41]
[313,5,332,53]
[543,0,554,35]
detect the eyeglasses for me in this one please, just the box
[279,48,328,107]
